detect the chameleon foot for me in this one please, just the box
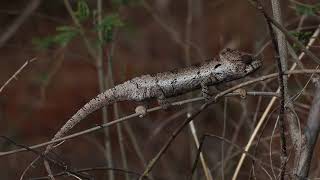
[135,105,147,118]
[157,98,171,110]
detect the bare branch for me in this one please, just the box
[296,78,320,179]
[2,69,320,159]
[0,0,41,47]
[0,58,36,94]
[232,13,320,180]
[0,136,87,179]
[30,166,148,180]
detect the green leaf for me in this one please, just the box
[290,30,313,51]
[32,37,56,50]
[53,26,79,47]
[32,26,79,50]
[96,14,124,43]
[111,0,142,6]
[75,0,90,22]
[292,1,320,16]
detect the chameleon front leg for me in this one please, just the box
[157,91,171,110]
[201,82,212,102]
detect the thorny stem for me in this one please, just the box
[261,0,288,179]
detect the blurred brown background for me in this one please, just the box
[0,0,319,179]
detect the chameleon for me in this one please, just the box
[44,48,262,155]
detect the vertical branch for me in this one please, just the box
[232,2,320,179]
[184,0,212,179]
[296,77,320,179]
[97,1,114,180]
[105,35,129,180]
[221,98,227,180]
[269,1,288,179]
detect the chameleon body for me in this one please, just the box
[45,48,262,154]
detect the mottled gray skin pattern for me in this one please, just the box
[45,48,262,154]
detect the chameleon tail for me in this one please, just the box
[44,88,119,154]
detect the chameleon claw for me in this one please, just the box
[135,105,147,118]
[158,98,171,110]
[235,88,247,99]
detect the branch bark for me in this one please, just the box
[295,77,320,179]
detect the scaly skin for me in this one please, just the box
[44,48,262,154]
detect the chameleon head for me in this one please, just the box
[215,48,262,81]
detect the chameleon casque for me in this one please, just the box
[44,48,262,154]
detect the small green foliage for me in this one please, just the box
[38,72,50,83]
[54,26,79,47]
[290,31,313,51]
[32,26,79,49]
[111,0,142,6]
[32,36,56,50]
[292,1,320,16]
[96,14,124,43]
[75,0,90,22]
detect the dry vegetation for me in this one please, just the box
[0,0,320,179]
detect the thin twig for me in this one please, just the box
[0,58,36,94]
[0,89,283,158]
[138,70,320,180]
[189,121,212,180]
[252,1,320,65]
[0,0,41,47]
[221,99,227,180]
[30,166,148,180]
[142,0,205,59]
[96,1,114,180]
[0,136,87,180]
[63,0,97,60]
[190,133,282,180]
[232,16,320,180]
[183,0,212,179]
[105,33,129,180]
[3,70,320,159]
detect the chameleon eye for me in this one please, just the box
[214,64,221,69]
